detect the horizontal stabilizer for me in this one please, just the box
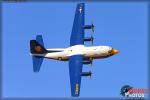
[36,35,44,47]
[32,56,43,72]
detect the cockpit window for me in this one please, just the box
[108,49,112,53]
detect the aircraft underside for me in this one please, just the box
[30,3,118,97]
[44,54,112,61]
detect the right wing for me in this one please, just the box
[69,55,83,97]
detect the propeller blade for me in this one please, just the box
[91,36,94,45]
[89,71,92,79]
[91,21,95,33]
[90,61,93,66]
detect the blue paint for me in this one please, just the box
[69,55,83,97]
[70,3,85,46]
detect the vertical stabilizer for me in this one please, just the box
[30,35,46,72]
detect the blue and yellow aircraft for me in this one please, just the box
[30,3,119,97]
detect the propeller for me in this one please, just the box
[91,21,95,33]
[91,36,94,45]
[90,60,93,66]
[91,21,94,45]
[89,71,93,79]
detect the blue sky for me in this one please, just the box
[2,2,148,98]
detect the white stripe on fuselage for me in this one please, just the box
[32,45,113,61]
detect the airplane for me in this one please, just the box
[30,3,119,97]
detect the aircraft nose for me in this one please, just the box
[112,49,119,55]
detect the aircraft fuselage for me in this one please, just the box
[32,45,118,61]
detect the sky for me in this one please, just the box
[2,2,148,98]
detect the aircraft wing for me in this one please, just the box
[69,3,85,97]
[69,55,83,97]
[70,3,85,46]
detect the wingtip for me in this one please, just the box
[77,3,85,6]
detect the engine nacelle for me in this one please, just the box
[83,60,92,65]
[84,37,94,42]
[83,25,93,29]
[83,24,94,32]
[81,71,92,77]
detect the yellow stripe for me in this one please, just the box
[75,83,79,94]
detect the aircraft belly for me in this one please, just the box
[45,52,68,60]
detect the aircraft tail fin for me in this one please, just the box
[30,35,46,72]
[30,35,47,54]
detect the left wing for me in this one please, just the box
[69,3,85,97]
[70,3,85,46]
[69,55,83,97]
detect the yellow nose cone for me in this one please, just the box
[113,49,119,55]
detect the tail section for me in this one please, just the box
[30,35,46,72]
[30,40,47,54]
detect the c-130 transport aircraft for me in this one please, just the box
[30,3,119,97]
